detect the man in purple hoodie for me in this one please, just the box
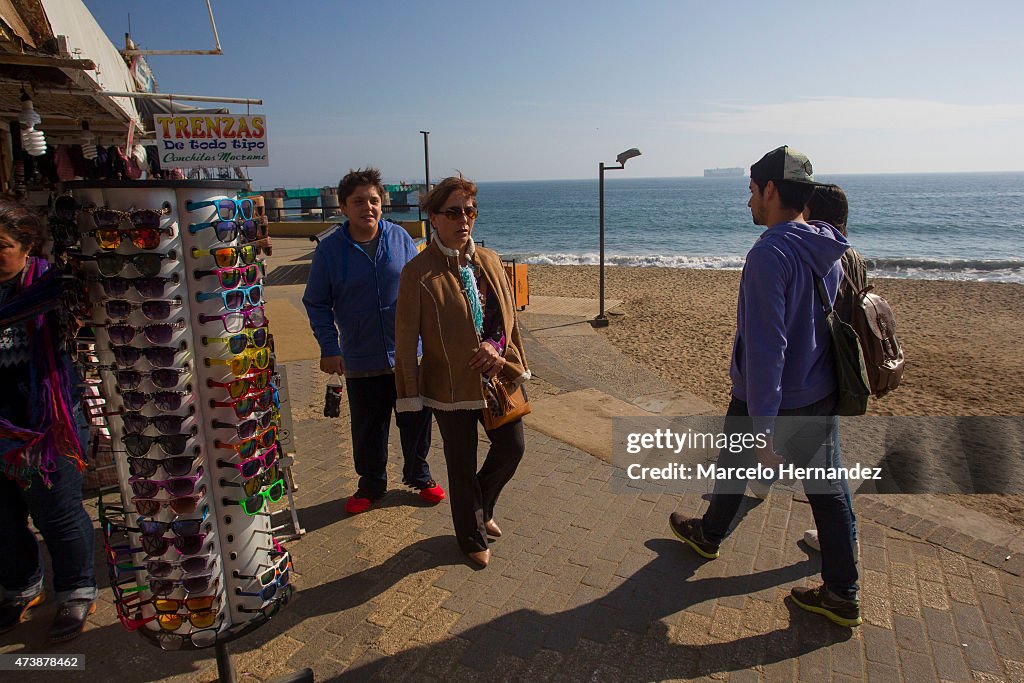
[669,146,861,627]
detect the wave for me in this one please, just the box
[501,252,1024,283]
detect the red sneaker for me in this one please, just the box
[344,489,382,514]
[414,480,446,504]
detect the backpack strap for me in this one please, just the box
[814,278,833,314]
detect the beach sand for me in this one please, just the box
[528,265,1024,526]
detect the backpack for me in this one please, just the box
[834,270,905,398]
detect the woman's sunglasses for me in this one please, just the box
[88,226,174,250]
[97,275,179,298]
[111,341,188,368]
[439,206,479,220]
[131,488,206,517]
[86,206,170,230]
[206,347,272,377]
[128,450,201,478]
[101,297,182,321]
[186,197,254,221]
[123,429,197,457]
[91,251,177,277]
[138,508,209,539]
[113,366,190,391]
[142,532,208,557]
[204,326,269,355]
[122,406,195,435]
[193,263,263,290]
[148,573,218,597]
[129,465,203,497]
[212,410,275,440]
[198,307,266,334]
[207,370,272,400]
[217,443,279,480]
[192,245,258,268]
[120,387,191,412]
[195,284,262,311]
[103,320,185,345]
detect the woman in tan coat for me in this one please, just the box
[394,176,529,568]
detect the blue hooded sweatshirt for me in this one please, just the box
[729,219,849,434]
[302,219,420,373]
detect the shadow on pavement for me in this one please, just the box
[314,537,847,680]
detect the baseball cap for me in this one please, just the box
[749,146,821,185]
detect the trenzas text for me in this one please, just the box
[625,428,768,455]
[157,116,266,140]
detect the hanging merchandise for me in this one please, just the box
[19,90,47,157]
[60,180,300,653]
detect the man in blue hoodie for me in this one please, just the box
[303,168,444,514]
[669,147,861,627]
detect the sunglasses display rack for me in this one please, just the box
[61,180,298,656]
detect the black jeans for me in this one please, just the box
[345,374,433,495]
[432,410,525,554]
[0,456,97,604]
[700,394,859,600]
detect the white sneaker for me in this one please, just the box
[803,529,821,551]
[747,479,772,499]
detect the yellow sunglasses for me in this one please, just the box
[205,347,271,377]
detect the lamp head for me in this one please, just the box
[616,148,641,166]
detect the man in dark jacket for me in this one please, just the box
[669,147,861,627]
[303,168,444,513]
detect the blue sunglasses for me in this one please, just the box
[186,197,253,222]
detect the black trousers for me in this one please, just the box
[432,409,525,553]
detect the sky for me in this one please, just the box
[82,0,1024,188]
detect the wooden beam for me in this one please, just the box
[0,53,96,70]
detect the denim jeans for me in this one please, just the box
[0,456,98,604]
[345,374,433,494]
[700,394,859,600]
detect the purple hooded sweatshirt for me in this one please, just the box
[729,219,850,434]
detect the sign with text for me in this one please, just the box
[155,114,269,168]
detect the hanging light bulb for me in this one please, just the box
[18,89,46,156]
[80,121,98,161]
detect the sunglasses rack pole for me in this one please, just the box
[64,181,299,664]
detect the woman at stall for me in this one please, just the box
[394,176,530,568]
[0,198,97,642]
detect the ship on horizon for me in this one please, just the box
[703,167,745,178]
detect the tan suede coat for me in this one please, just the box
[394,237,529,412]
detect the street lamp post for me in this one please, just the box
[419,130,431,241]
[592,147,641,328]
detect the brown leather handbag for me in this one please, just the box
[482,375,531,430]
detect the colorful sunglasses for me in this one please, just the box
[195,284,262,310]
[191,245,257,268]
[207,370,273,400]
[198,306,266,334]
[204,326,269,355]
[215,425,278,459]
[116,554,214,579]
[189,218,265,243]
[148,573,218,598]
[210,387,278,419]
[193,263,263,289]
[238,584,293,620]
[186,197,254,221]
[222,464,282,498]
[235,554,291,601]
[129,465,204,497]
[206,347,272,377]
[101,297,182,321]
[216,443,279,480]
[86,206,171,230]
[96,275,179,298]
[212,409,275,440]
[228,477,286,516]
[89,226,173,250]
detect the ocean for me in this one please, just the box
[390,172,1023,284]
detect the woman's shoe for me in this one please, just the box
[484,519,502,537]
[466,549,490,568]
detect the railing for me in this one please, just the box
[264,196,420,222]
